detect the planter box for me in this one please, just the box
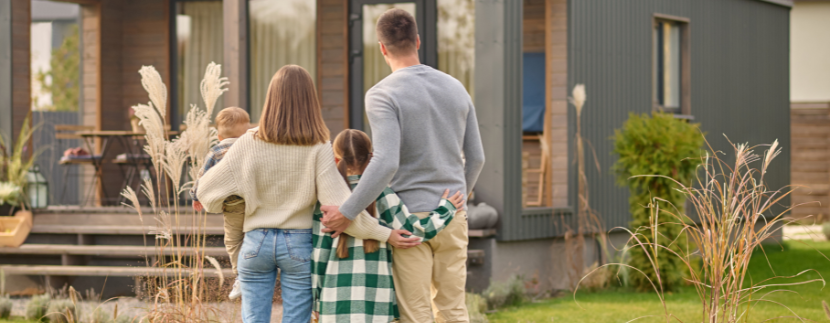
[0,210,32,248]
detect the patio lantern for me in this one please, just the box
[26,165,48,208]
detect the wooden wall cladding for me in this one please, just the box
[521,0,568,208]
[11,0,30,141]
[317,0,349,135]
[791,103,830,221]
[523,0,545,53]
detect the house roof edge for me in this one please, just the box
[759,0,794,8]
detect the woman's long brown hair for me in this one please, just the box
[332,129,379,258]
[256,65,329,145]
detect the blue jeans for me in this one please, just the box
[238,228,313,323]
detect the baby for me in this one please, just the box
[191,106,250,300]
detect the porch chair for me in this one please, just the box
[55,125,100,205]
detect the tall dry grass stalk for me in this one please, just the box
[588,138,827,322]
[121,62,229,322]
[563,84,606,291]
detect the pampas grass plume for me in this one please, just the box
[205,256,225,287]
[120,186,143,222]
[200,62,229,118]
[570,84,586,117]
[139,66,168,119]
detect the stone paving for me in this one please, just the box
[783,225,827,242]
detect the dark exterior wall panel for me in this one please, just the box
[1,0,11,150]
[567,0,791,232]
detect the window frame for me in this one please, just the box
[652,13,691,117]
[169,0,223,130]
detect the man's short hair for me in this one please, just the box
[216,107,250,139]
[376,8,418,56]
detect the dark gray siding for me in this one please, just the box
[567,0,791,232]
[0,0,11,151]
[33,111,82,205]
[474,0,526,241]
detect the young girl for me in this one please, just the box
[311,129,464,323]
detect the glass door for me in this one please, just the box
[348,0,437,131]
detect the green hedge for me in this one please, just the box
[612,112,703,292]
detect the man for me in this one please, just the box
[321,8,485,323]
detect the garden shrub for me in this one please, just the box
[46,299,77,323]
[466,293,489,323]
[483,275,526,309]
[0,295,11,319]
[26,294,50,322]
[613,112,703,292]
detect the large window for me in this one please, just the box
[248,0,316,122]
[438,0,475,97]
[174,1,224,119]
[652,15,690,115]
[31,0,81,112]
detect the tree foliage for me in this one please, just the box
[612,112,703,291]
[35,24,80,112]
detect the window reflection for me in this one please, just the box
[248,0,317,122]
[438,0,475,98]
[176,1,224,118]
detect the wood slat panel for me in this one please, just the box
[0,244,227,257]
[791,105,830,218]
[0,265,234,278]
[317,0,348,135]
[10,0,30,145]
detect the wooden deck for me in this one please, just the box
[0,244,227,257]
[0,265,233,277]
[1,205,487,294]
[0,207,232,286]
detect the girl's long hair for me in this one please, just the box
[332,129,380,258]
[256,65,329,145]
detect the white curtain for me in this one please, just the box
[360,4,416,134]
[362,4,415,95]
[438,0,475,98]
[178,2,224,118]
[249,0,317,122]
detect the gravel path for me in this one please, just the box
[783,225,827,241]
[8,297,283,322]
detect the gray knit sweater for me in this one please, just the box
[340,64,485,219]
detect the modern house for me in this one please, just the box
[790,0,830,221]
[0,0,791,295]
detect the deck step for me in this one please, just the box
[31,224,225,235]
[0,265,234,277]
[30,212,225,236]
[0,244,228,257]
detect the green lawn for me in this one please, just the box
[488,241,830,323]
[2,242,828,323]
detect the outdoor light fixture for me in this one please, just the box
[26,165,49,209]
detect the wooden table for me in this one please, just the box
[74,130,180,205]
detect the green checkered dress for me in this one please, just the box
[312,175,457,323]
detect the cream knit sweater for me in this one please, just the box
[196,131,391,242]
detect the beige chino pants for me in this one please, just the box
[222,195,246,275]
[393,210,469,323]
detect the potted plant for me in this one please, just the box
[0,114,36,247]
[0,182,20,216]
[1,112,39,210]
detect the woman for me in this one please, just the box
[196,65,420,323]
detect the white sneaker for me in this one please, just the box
[229,279,242,300]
